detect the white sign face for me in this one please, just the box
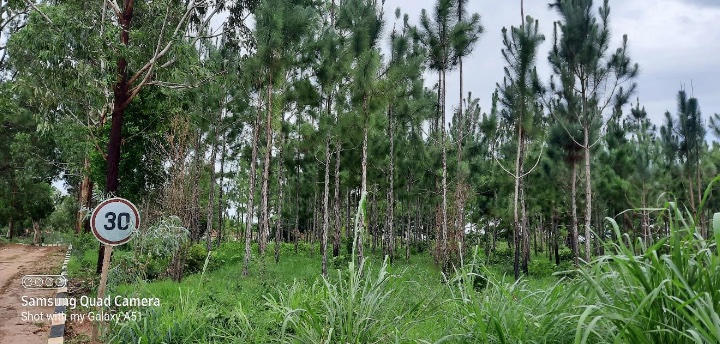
[91,198,140,246]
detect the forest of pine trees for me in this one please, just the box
[2,0,720,283]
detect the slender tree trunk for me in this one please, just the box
[582,126,592,262]
[553,210,560,265]
[206,117,220,251]
[358,94,368,267]
[332,143,341,257]
[513,128,524,279]
[696,164,703,237]
[571,160,579,265]
[405,203,411,260]
[217,124,228,247]
[642,189,648,245]
[456,4,467,259]
[521,178,529,274]
[688,173,696,217]
[7,217,13,239]
[321,137,331,276]
[346,189,351,254]
[441,68,449,273]
[274,120,286,264]
[32,220,41,245]
[388,107,395,262]
[260,75,273,256]
[190,132,203,241]
[76,157,93,234]
[294,182,299,254]
[371,187,377,254]
[243,111,261,276]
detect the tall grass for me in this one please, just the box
[265,257,429,343]
[446,248,585,343]
[448,189,720,343]
[574,200,720,343]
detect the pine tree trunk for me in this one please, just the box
[274,122,286,264]
[441,68,449,273]
[456,4,466,257]
[553,209,560,265]
[358,94,368,267]
[584,126,592,263]
[388,107,395,262]
[243,111,261,276]
[513,128,524,280]
[206,118,219,251]
[571,160,579,265]
[321,137,331,276]
[405,203,411,260]
[345,189,351,254]
[190,132,203,242]
[521,176,529,274]
[332,143,341,257]
[217,125,227,247]
[371,187,377,254]
[260,75,274,256]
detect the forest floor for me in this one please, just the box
[0,244,65,344]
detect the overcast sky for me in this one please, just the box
[381,0,720,129]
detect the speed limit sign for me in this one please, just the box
[90,197,140,246]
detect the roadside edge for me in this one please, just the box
[48,244,71,344]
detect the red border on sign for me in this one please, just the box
[91,198,140,246]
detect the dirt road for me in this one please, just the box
[0,244,65,344]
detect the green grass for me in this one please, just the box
[63,196,720,343]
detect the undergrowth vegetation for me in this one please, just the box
[63,199,720,344]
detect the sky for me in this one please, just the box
[381,0,720,129]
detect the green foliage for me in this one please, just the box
[528,258,555,278]
[330,254,350,270]
[45,194,77,232]
[185,243,210,274]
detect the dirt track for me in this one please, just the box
[0,244,65,344]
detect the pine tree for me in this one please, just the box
[497,16,545,278]
[548,0,638,262]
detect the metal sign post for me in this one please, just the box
[90,197,140,342]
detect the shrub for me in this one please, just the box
[185,243,209,274]
[330,254,349,270]
[528,259,554,278]
[557,247,574,262]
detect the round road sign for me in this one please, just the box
[91,198,140,246]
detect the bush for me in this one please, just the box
[411,241,429,254]
[489,247,513,265]
[207,241,244,272]
[528,259,554,278]
[185,243,209,274]
[330,254,349,270]
[558,247,574,262]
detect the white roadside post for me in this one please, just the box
[89,198,140,342]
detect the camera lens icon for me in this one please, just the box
[21,275,67,289]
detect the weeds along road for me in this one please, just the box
[0,244,65,344]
